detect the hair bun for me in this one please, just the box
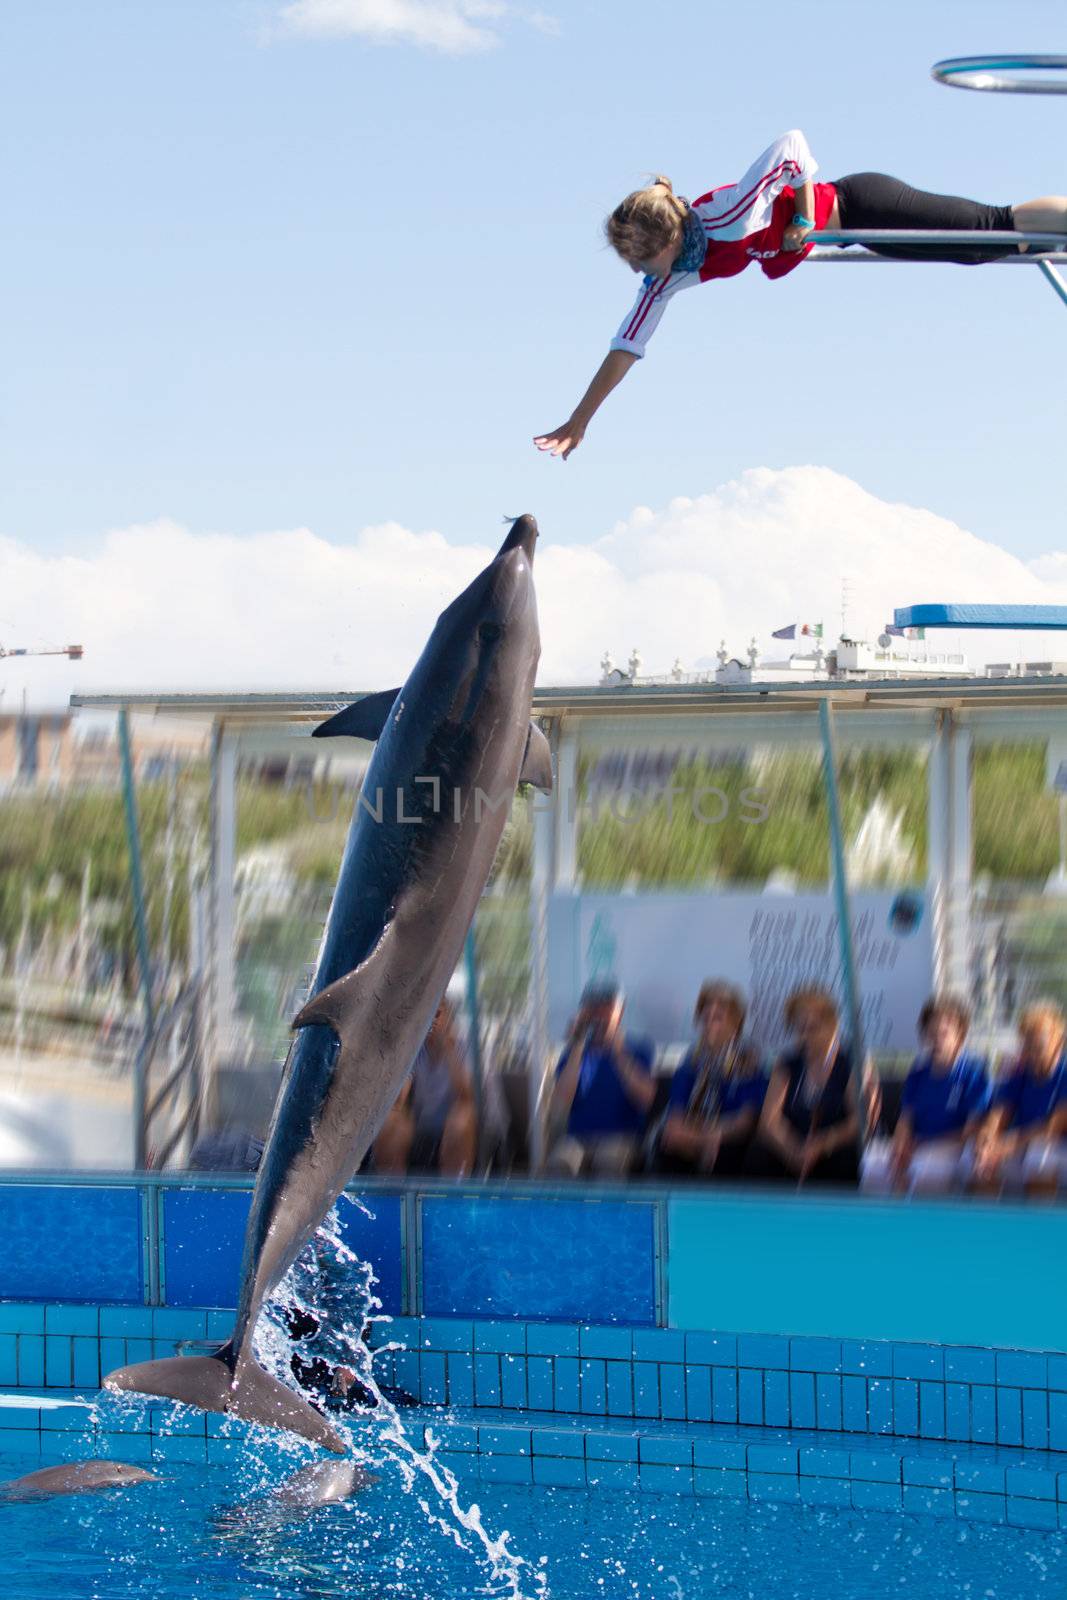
[651,174,673,193]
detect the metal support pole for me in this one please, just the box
[818,699,866,1123]
[119,707,155,1170]
[528,721,559,1173]
[1039,259,1067,309]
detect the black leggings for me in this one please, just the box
[833,172,1017,263]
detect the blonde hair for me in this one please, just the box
[605,175,687,266]
[1018,1000,1067,1041]
[784,987,839,1030]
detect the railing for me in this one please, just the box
[132,980,206,1171]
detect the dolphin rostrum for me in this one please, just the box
[105,514,550,1452]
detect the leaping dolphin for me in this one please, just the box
[106,514,550,1452]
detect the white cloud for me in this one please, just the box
[4,465,1067,711]
[275,0,516,53]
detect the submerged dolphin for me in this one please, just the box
[0,1461,158,1502]
[106,514,550,1451]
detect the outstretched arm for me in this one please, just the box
[534,349,639,460]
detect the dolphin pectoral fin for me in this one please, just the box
[519,722,553,792]
[312,690,402,742]
[290,970,360,1039]
[104,1352,345,1454]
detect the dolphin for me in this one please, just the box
[0,1461,159,1502]
[105,514,550,1452]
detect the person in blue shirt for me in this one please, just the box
[885,996,990,1195]
[656,981,767,1179]
[749,987,861,1187]
[975,1001,1067,1196]
[547,979,656,1177]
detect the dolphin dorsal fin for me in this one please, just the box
[312,690,402,742]
[519,722,553,793]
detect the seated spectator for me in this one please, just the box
[748,987,860,1187]
[863,996,989,1195]
[373,998,477,1177]
[974,1001,1067,1196]
[546,980,656,1177]
[654,981,767,1178]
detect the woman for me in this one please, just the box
[655,981,766,1178]
[974,1001,1067,1196]
[749,986,861,1187]
[534,130,1067,459]
[879,996,990,1195]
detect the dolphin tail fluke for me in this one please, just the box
[103,1349,346,1454]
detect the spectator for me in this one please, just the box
[546,979,656,1177]
[748,987,860,1187]
[974,1001,1067,1196]
[654,981,766,1178]
[863,996,989,1195]
[373,998,477,1177]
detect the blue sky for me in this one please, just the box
[3,0,1064,566]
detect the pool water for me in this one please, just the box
[0,1451,1063,1600]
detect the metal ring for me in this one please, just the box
[932,55,1067,94]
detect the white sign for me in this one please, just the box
[547,889,932,1054]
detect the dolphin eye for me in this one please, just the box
[478,622,503,644]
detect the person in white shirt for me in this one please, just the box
[534,130,1067,459]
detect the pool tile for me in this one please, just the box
[586,1433,638,1462]
[152,1436,207,1464]
[971,1385,997,1444]
[0,1428,42,1453]
[579,1359,606,1415]
[474,1321,525,1355]
[426,1422,478,1452]
[152,1308,207,1341]
[694,1440,746,1470]
[944,1347,995,1385]
[0,1305,44,1334]
[850,1450,901,1483]
[902,1457,952,1489]
[801,1478,851,1508]
[479,1426,530,1457]
[98,1432,153,1463]
[533,1455,586,1488]
[956,1463,1005,1494]
[1007,1496,1059,1531]
[1050,1393,1067,1453]
[892,1380,918,1436]
[841,1376,868,1433]
[685,1333,736,1366]
[789,1372,816,1429]
[579,1325,631,1360]
[867,1380,893,1435]
[996,1351,1047,1389]
[587,1461,638,1489]
[632,1329,685,1364]
[996,1387,1023,1447]
[632,1362,659,1419]
[525,1324,578,1358]
[789,1338,842,1374]
[99,1308,153,1338]
[738,1334,790,1369]
[532,1428,584,1458]
[639,1436,692,1466]
[919,1382,946,1440]
[472,1355,500,1408]
[526,1357,554,1412]
[44,1306,99,1336]
[0,1334,17,1386]
[125,1340,153,1366]
[553,1358,579,1412]
[479,1455,531,1484]
[816,1375,842,1431]
[842,1340,892,1379]
[763,1371,789,1428]
[748,1472,799,1504]
[40,1403,94,1434]
[903,1485,954,1517]
[393,1350,419,1396]
[747,1443,797,1475]
[800,1447,849,1478]
[38,1432,92,1462]
[1006,1466,1057,1500]
[500,1355,528,1411]
[205,1310,234,1341]
[738,1369,763,1425]
[684,1365,711,1424]
[695,1467,746,1498]
[1023,1390,1049,1452]
[944,1383,970,1443]
[712,1367,738,1424]
[640,1463,692,1493]
[421,1352,447,1406]
[1048,1356,1067,1393]
[72,1338,100,1389]
[0,1403,41,1430]
[892,1344,943,1381]
[1059,1472,1067,1502]
[956,1490,1005,1525]
[420,1318,474,1353]
[206,1439,243,1465]
[17,1337,45,1387]
[446,1353,474,1407]
[659,1365,686,1422]
[852,1480,901,1512]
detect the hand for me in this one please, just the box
[782,223,812,253]
[798,1135,824,1180]
[534,419,586,460]
[428,1005,456,1052]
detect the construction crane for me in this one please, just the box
[0,642,83,660]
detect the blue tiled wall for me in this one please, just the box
[419,1194,657,1324]
[0,1185,143,1305]
[669,1195,1067,1351]
[162,1188,404,1314]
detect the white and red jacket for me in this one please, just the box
[610,130,836,358]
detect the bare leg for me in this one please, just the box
[439,1102,477,1178]
[373,1104,414,1176]
[1012,196,1067,251]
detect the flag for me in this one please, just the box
[800,622,824,639]
[908,626,926,641]
[772,624,797,640]
[775,622,824,641]
[884,624,905,638]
